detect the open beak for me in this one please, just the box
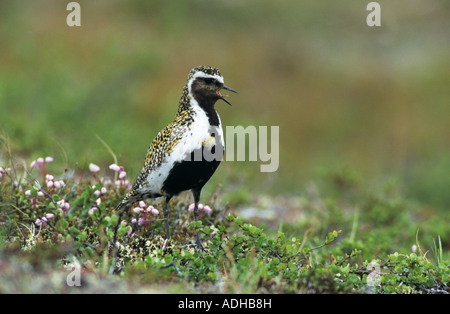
[217,84,238,106]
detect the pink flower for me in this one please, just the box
[30,158,44,170]
[109,164,121,172]
[101,178,112,185]
[35,215,54,226]
[89,207,97,215]
[45,213,55,219]
[148,206,159,215]
[25,190,44,197]
[57,199,70,211]
[131,218,137,224]
[30,157,53,170]
[119,171,126,179]
[54,180,64,188]
[187,203,212,214]
[36,158,44,167]
[139,201,146,208]
[133,207,142,214]
[89,163,100,173]
[412,245,417,253]
[0,167,5,178]
[45,174,54,181]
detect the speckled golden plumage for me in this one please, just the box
[113,66,236,250]
[130,110,194,196]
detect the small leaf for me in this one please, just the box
[118,225,130,236]
[301,247,311,255]
[102,216,111,226]
[110,214,118,226]
[69,226,81,237]
[56,218,69,233]
[249,225,259,234]
[288,261,297,272]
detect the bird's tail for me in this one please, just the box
[114,192,133,213]
[114,199,128,214]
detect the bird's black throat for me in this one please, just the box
[192,94,221,126]
[190,78,222,127]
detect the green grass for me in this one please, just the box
[0,153,448,293]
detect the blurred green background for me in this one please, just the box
[0,0,449,209]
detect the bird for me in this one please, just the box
[113,66,237,250]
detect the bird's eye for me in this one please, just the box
[204,78,214,84]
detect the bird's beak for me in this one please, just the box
[217,84,238,106]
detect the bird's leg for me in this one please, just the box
[110,200,129,274]
[162,195,172,250]
[192,189,203,250]
[111,201,128,253]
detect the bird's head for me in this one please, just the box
[187,66,237,106]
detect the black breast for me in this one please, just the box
[162,146,221,196]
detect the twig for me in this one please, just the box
[160,261,183,277]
